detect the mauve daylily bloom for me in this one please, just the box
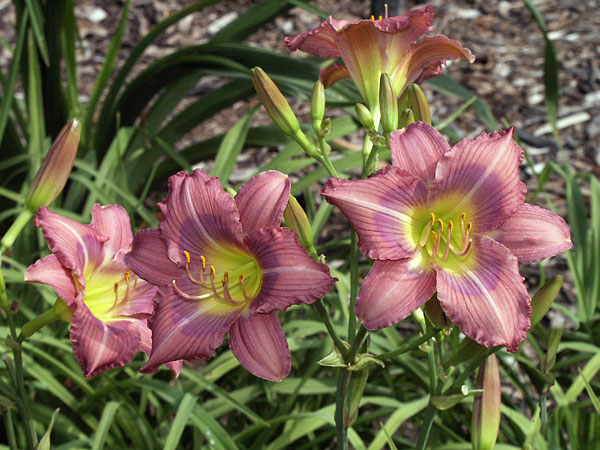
[322,122,572,351]
[285,6,474,121]
[25,205,181,377]
[125,170,336,382]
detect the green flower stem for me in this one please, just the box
[376,327,438,360]
[320,153,340,179]
[335,368,351,450]
[347,325,368,363]
[415,333,440,450]
[4,410,17,450]
[20,307,62,341]
[347,230,359,339]
[0,208,34,252]
[313,299,348,361]
[0,251,37,448]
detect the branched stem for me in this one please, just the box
[313,299,348,361]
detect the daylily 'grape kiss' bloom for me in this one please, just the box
[322,122,572,351]
[125,170,336,382]
[25,205,180,377]
[285,6,474,121]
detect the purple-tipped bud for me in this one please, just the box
[283,194,314,252]
[398,84,431,126]
[379,73,398,135]
[472,354,501,450]
[251,67,301,137]
[26,119,80,212]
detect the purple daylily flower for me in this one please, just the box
[321,122,572,351]
[125,170,336,382]
[25,205,181,377]
[285,6,474,119]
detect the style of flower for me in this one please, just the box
[285,6,474,121]
[321,122,572,351]
[125,170,336,382]
[25,205,180,377]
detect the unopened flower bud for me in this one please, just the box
[283,194,314,252]
[398,108,416,128]
[398,84,431,126]
[355,103,376,134]
[379,73,398,135]
[424,296,449,329]
[251,67,301,137]
[26,119,80,212]
[311,80,326,131]
[472,354,501,450]
[531,275,563,327]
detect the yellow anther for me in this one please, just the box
[184,250,191,265]
[113,282,119,294]
[448,221,453,233]
[378,15,383,20]
[430,212,436,224]
[370,14,375,20]
[210,265,216,279]
[125,270,131,284]
[431,230,438,243]
[222,271,229,285]
[437,219,444,233]
[200,255,206,269]
[466,222,473,234]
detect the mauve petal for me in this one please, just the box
[229,311,291,382]
[70,306,141,377]
[158,170,244,268]
[106,276,156,318]
[90,204,133,257]
[139,323,182,377]
[436,235,531,352]
[246,227,336,314]
[25,254,79,307]
[284,18,341,58]
[428,128,527,233]
[235,171,290,232]
[34,207,105,279]
[321,166,427,260]
[390,122,450,185]
[401,35,475,86]
[125,229,182,286]
[319,64,350,89]
[356,256,436,329]
[140,278,242,373]
[488,203,572,264]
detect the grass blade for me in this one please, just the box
[91,402,120,450]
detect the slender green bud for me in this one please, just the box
[472,354,501,450]
[251,67,301,137]
[398,84,431,126]
[379,73,398,135]
[311,80,326,132]
[26,119,80,213]
[283,194,314,252]
[398,108,416,128]
[531,275,563,327]
[355,103,376,134]
[542,327,563,373]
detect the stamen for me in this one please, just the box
[200,255,206,269]
[239,275,252,301]
[431,230,439,261]
[384,3,388,18]
[209,266,227,302]
[183,251,205,286]
[454,240,472,258]
[378,15,383,20]
[370,14,375,20]
[221,272,243,305]
[172,279,212,301]
[125,270,131,284]
[419,213,435,246]
[441,221,453,260]
[437,219,444,235]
